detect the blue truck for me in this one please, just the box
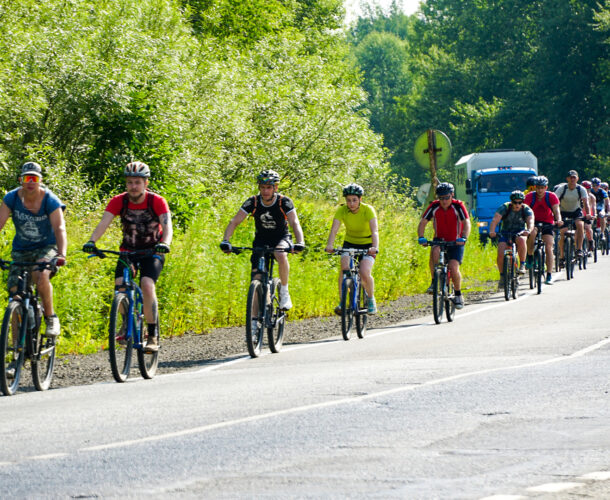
[453,150,538,244]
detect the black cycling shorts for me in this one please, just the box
[115,254,165,283]
[250,235,292,271]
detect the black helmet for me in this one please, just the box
[257,169,280,185]
[435,182,454,196]
[124,161,150,178]
[534,176,548,187]
[342,183,364,197]
[526,176,537,188]
[20,161,42,177]
[510,190,525,202]
[591,177,601,186]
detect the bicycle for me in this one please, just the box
[561,218,578,280]
[228,246,289,358]
[330,248,370,340]
[424,240,457,324]
[86,249,160,382]
[0,259,58,396]
[498,231,522,301]
[529,223,546,294]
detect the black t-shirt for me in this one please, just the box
[240,194,295,243]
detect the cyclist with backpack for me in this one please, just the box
[524,176,563,284]
[0,162,66,339]
[554,170,590,265]
[590,178,609,240]
[220,170,305,310]
[83,162,172,352]
[489,190,534,288]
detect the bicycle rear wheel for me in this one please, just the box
[536,249,543,294]
[528,260,534,289]
[0,301,24,396]
[356,283,368,338]
[432,268,444,324]
[267,278,285,353]
[564,237,572,280]
[581,239,588,270]
[109,293,133,382]
[503,255,511,301]
[31,310,56,391]
[341,278,354,340]
[445,272,455,322]
[593,233,598,262]
[138,317,159,379]
[246,280,264,357]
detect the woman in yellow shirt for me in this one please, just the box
[325,184,379,314]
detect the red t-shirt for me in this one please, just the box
[105,192,170,216]
[422,199,469,241]
[524,191,559,224]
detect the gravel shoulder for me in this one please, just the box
[34,285,496,390]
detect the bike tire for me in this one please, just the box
[582,239,588,270]
[528,261,534,289]
[246,280,264,357]
[503,256,511,301]
[445,272,455,322]
[565,237,572,280]
[432,268,444,324]
[511,256,518,300]
[0,301,24,396]
[108,293,133,382]
[31,305,56,391]
[138,317,159,379]
[356,283,368,338]
[341,278,354,340]
[536,249,543,294]
[593,234,598,262]
[267,278,285,353]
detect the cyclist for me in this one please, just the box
[325,183,379,315]
[489,190,533,288]
[581,180,597,251]
[554,170,590,265]
[591,178,610,239]
[83,162,172,352]
[220,170,305,310]
[0,162,66,341]
[417,182,470,309]
[524,175,537,196]
[524,175,562,284]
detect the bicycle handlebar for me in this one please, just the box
[228,246,292,255]
[329,248,371,256]
[84,248,156,260]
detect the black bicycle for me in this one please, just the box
[529,223,546,294]
[499,231,523,301]
[331,248,370,340]
[0,259,58,396]
[87,249,160,382]
[425,240,457,324]
[229,246,289,358]
[562,218,578,280]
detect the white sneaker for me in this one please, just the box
[44,315,60,337]
[279,287,292,310]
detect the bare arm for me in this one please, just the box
[488,213,502,236]
[524,215,534,233]
[0,202,11,233]
[88,211,116,243]
[160,212,173,246]
[222,209,248,241]
[368,218,379,255]
[287,210,304,244]
[417,217,429,238]
[49,208,67,257]
[325,219,342,252]
[552,203,563,225]
[461,218,471,239]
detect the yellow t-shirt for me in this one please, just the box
[334,203,377,245]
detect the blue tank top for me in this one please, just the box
[3,188,65,251]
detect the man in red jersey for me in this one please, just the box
[524,175,562,284]
[83,162,172,352]
[417,182,471,309]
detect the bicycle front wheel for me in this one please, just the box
[503,255,511,301]
[267,278,285,353]
[109,293,133,382]
[565,237,573,280]
[511,258,518,300]
[445,272,455,322]
[356,283,368,338]
[536,249,543,294]
[0,301,24,396]
[341,278,354,340]
[432,268,444,324]
[246,280,264,357]
[31,320,56,391]
[138,317,159,379]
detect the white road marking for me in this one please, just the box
[28,453,68,461]
[480,495,526,500]
[81,336,610,452]
[526,481,584,493]
[578,470,610,480]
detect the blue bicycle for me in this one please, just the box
[332,248,369,340]
[87,249,159,382]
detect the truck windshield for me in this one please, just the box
[477,173,532,193]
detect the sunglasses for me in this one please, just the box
[22,175,41,183]
[438,195,451,200]
[513,200,524,205]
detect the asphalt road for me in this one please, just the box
[1,258,609,499]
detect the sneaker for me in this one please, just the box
[545,274,554,285]
[44,315,60,338]
[525,255,534,269]
[334,306,342,316]
[518,263,526,275]
[498,274,505,290]
[453,295,464,309]
[279,287,292,310]
[576,249,583,258]
[426,284,434,294]
[367,297,377,314]
[144,334,159,353]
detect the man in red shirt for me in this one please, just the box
[417,182,471,309]
[83,162,173,352]
[524,175,562,284]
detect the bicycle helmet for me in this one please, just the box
[342,183,364,197]
[510,190,525,202]
[534,176,548,187]
[435,182,454,196]
[582,180,592,189]
[526,176,537,188]
[20,161,42,177]
[591,177,601,186]
[124,161,150,178]
[257,169,280,185]
[602,182,609,190]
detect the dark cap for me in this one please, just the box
[566,169,578,178]
[20,162,42,177]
